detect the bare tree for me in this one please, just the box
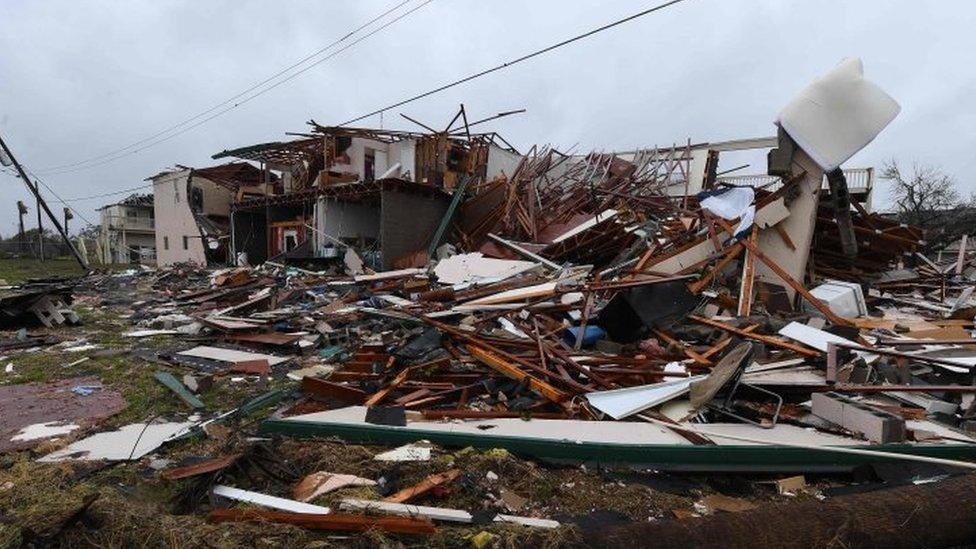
[77,224,100,241]
[882,160,960,228]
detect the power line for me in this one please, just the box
[1,166,99,226]
[26,0,683,206]
[21,0,432,218]
[340,0,690,126]
[54,183,154,203]
[34,0,427,176]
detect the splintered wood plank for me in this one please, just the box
[737,227,758,316]
[383,469,461,504]
[689,315,820,358]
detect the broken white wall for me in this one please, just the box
[152,169,207,266]
[343,137,390,180]
[388,140,416,180]
[486,145,523,180]
[661,148,710,197]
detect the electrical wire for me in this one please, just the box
[34,0,416,174]
[36,0,433,177]
[338,0,690,126]
[22,0,686,208]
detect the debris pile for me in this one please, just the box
[4,58,976,546]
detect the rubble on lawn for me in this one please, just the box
[5,59,976,545]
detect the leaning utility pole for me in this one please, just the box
[0,134,87,269]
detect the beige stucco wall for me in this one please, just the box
[152,169,233,266]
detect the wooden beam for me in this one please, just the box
[687,242,743,294]
[713,217,850,327]
[737,227,759,316]
[467,345,570,403]
[652,328,712,366]
[689,315,821,358]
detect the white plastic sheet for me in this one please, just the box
[700,186,755,239]
[777,58,900,172]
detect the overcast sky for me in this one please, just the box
[1,0,974,236]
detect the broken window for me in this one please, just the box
[190,186,204,213]
[364,148,376,182]
[284,229,299,252]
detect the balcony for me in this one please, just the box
[719,167,874,193]
[108,218,156,232]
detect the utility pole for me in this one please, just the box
[36,194,44,261]
[0,134,87,269]
[16,201,27,256]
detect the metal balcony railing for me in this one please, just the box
[718,167,874,193]
[108,218,155,230]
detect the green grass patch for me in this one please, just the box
[0,258,86,284]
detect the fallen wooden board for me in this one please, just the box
[383,469,460,503]
[354,268,426,282]
[161,454,242,480]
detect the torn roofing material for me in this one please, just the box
[0,376,126,453]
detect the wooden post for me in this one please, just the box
[737,227,758,316]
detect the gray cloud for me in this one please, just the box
[1,0,973,235]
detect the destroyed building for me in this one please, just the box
[149,163,264,267]
[214,124,522,267]
[9,58,976,547]
[96,193,156,265]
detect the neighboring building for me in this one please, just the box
[97,194,156,265]
[215,125,523,268]
[149,163,264,267]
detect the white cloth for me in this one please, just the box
[777,58,900,172]
[701,186,755,239]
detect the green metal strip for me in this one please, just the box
[260,417,976,473]
[154,371,204,409]
[427,175,470,258]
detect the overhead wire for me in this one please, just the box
[18,0,687,215]
[36,0,433,177]
[13,0,433,224]
[338,0,690,126]
[34,0,417,174]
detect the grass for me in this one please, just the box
[0,257,87,284]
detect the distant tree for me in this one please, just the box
[882,160,960,228]
[77,224,100,240]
